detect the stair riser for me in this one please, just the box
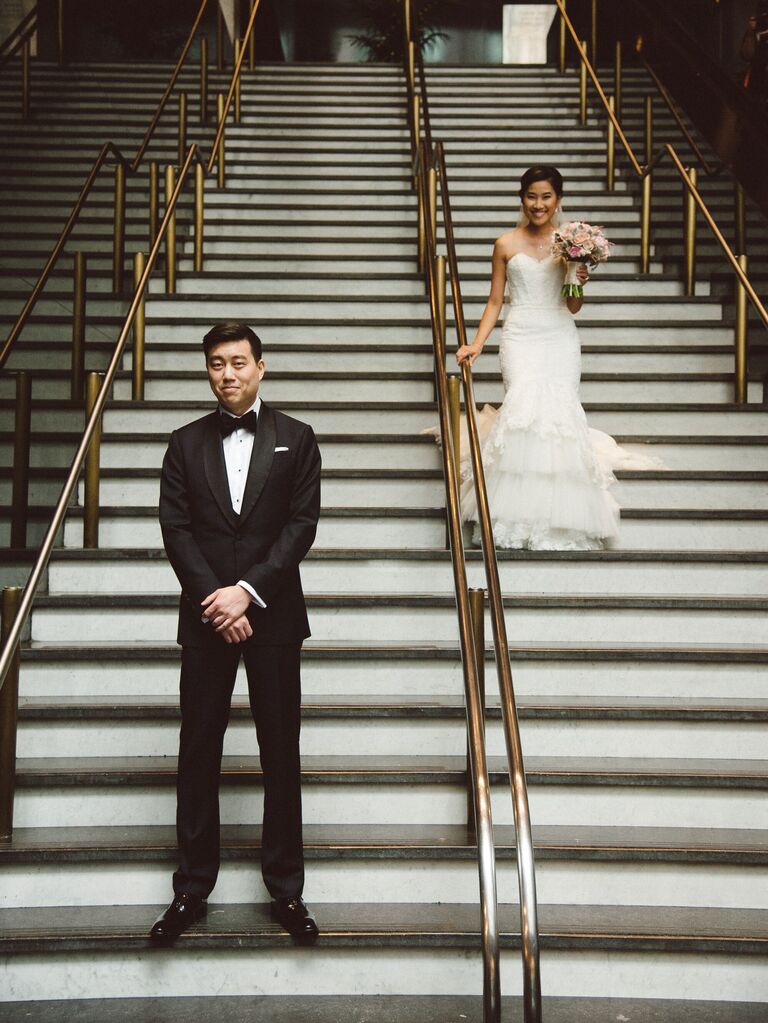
[57,515,768,553]
[70,477,768,511]
[16,716,768,762]
[2,948,764,1004]
[13,782,768,830]
[47,559,768,599]
[29,605,768,645]
[2,858,766,910]
[18,658,768,701]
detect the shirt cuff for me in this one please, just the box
[238,579,266,609]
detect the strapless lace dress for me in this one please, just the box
[460,253,642,551]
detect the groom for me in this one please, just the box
[150,322,322,944]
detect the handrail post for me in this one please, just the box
[249,0,257,69]
[614,40,622,120]
[405,0,412,43]
[177,91,188,169]
[683,166,698,297]
[71,252,87,402]
[21,38,30,121]
[83,373,102,549]
[448,375,461,485]
[579,41,588,125]
[428,166,438,257]
[216,3,225,69]
[149,161,159,249]
[200,36,209,123]
[735,253,748,405]
[590,0,598,66]
[217,94,226,188]
[558,0,567,72]
[408,40,415,92]
[112,162,126,294]
[165,164,177,294]
[734,182,746,258]
[606,95,616,191]
[644,95,653,165]
[132,253,147,402]
[234,39,242,122]
[434,254,447,401]
[641,171,652,275]
[412,93,420,181]
[467,587,486,834]
[10,374,31,550]
[195,162,205,273]
[417,172,426,277]
[0,587,22,840]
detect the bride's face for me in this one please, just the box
[521,180,560,228]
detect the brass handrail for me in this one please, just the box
[417,140,502,1023]
[0,6,37,67]
[130,0,211,171]
[1,3,263,373]
[0,143,200,689]
[555,0,768,399]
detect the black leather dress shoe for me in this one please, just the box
[270,896,319,942]
[149,894,207,944]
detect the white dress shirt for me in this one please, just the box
[220,397,266,609]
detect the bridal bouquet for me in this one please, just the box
[551,221,612,298]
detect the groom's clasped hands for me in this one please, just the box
[200,583,253,644]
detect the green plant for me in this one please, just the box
[346,0,461,62]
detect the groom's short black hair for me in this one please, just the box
[202,323,262,361]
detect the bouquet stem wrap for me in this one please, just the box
[563,261,585,298]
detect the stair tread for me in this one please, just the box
[0,902,765,953]
[2,823,767,863]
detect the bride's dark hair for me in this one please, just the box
[519,166,564,197]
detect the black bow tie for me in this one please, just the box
[219,410,258,437]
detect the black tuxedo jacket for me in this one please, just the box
[159,402,321,647]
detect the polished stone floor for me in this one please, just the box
[1,996,767,1023]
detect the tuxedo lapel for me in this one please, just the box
[202,413,240,529]
[239,401,276,523]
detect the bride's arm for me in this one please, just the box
[456,240,507,365]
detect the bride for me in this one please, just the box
[455,165,649,551]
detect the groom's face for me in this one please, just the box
[206,338,265,416]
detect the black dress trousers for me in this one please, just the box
[173,640,304,901]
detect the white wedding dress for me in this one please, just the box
[458,253,658,551]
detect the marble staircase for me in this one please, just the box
[0,58,767,1019]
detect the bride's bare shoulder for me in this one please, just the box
[494,229,520,260]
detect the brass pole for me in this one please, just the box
[734,181,746,257]
[644,94,653,165]
[641,171,652,275]
[177,91,187,169]
[436,255,447,358]
[417,173,426,277]
[165,164,177,294]
[413,93,420,162]
[21,38,30,121]
[428,167,438,255]
[83,372,102,549]
[234,40,242,122]
[149,160,159,249]
[606,95,616,191]
[10,374,31,550]
[200,36,208,123]
[614,40,622,119]
[558,0,567,72]
[448,375,461,484]
[132,252,147,402]
[683,166,698,297]
[467,588,486,834]
[57,0,65,64]
[735,253,748,404]
[249,0,257,69]
[112,161,126,294]
[216,4,225,69]
[408,40,415,92]
[216,94,226,188]
[590,0,598,65]
[71,251,86,402]
[405,0,412,42]
[579,41,588,125]
[195,162,205,273]
[0,587,22,839]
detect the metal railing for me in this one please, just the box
[0,4,39,120]
[555,0,768,405]
[404,15,542,1021]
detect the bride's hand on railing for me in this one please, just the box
[456,342,482,366]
